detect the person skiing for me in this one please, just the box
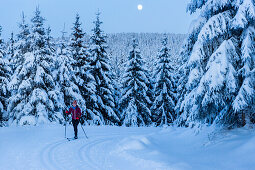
[65,100,81,139]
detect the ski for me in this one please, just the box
[67,137,78,141]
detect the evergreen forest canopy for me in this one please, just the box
[0,1,254,129]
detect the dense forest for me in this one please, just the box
[0,1,254,129]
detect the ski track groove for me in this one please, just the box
[40,139,67,170]
[40,135,114,170]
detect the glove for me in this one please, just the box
[65,111,68,114]
[76,117,79,120]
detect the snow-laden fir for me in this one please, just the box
[176,0,255,128]
[89,12,120,125]
[152,35,177,126]
[120,39,152,126]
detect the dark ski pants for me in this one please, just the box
[72,119,79,137]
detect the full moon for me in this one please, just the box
[137,4,143,11]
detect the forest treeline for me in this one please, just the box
[0,1,254,128]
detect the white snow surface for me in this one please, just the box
[0,125,255,170]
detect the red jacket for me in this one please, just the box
[66,106,81,120]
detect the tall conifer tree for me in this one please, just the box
[120,39,152,126]
[152,36,176,126]
[89,12,119,125]
[176,0,255,127]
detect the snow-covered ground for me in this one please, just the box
[0,125,255,170]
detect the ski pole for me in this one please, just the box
[65,112,67,138]
[63,109,67,138]
[64,107,69,139]
[79,120,88,139]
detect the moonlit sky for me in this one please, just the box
[0,0,195,39]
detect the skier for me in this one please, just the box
[65,100,81,139]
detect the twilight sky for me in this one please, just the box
[0,0,195,39]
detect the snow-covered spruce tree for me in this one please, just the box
[7,13,29,124]
[152,36,176,126]
[176,0,255,127]
[55,30,85,116]
[89,12,119,125]
[8,8,61,125]
[0,26,10,124]
[120,39,152,127]
[69,14,100,124]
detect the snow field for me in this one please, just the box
[0,125,255,170]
